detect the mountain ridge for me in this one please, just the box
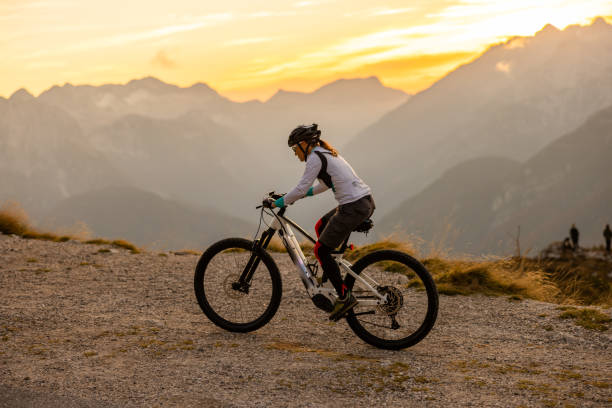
[344,18,612,215]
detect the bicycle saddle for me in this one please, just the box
[353,218,374,233]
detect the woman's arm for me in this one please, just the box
[306,183,329,196]
[274,154,322,207]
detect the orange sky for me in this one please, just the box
[1,0,611,101]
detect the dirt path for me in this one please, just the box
[1,235,610,407]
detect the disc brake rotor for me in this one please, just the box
[223,274,247,299]
[377,286,404,315]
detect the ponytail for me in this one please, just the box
[318,139,338,157]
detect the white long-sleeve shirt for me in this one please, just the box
[283,146,371,206]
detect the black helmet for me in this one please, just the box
[288,123,321,147]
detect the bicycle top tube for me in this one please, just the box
[265,206,351,254]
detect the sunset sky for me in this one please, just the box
[2,0,611,101]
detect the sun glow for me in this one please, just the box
[1,0,611,101]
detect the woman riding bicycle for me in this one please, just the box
[271,124,375,321]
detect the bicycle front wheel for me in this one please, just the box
[194,238,282,333]
[345,250,438,350]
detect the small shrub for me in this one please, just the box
[86,239,111,245]
[111,239,139,253]
[0,201,75,242]
[0,201,30,235]
[557,306,611,331]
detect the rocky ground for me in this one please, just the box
[1,234,611,407]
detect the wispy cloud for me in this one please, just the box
[0,0,76,12]
[248,11,298,18]
[152,50,176,69]
[292,0,331,7]
[293,1,313,7]
[372,8,414,16]
[224,37,275,47]
[250,24,454,78]
[16,21,211,60]
[25,60,67,70]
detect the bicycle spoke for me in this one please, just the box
[345,252,438,348]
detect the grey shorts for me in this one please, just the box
[317,195,375,249]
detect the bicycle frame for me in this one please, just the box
[243,207,387,307]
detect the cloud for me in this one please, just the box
[248,11,297,18]
[224,37,274,47]
[372,8,414,16]
[496,61,511,73]
[152,50,176,69]
[16,22,209,60]
[25,60,67,70]
[353,51,477,76]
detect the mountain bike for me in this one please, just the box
[194,192,438,350]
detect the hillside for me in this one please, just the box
[44,186,255,250]
[378,157,520,254]
[1,236,610,407]
[378,104,612,255]
[486,103,612,253]
[345,18,612,213]
[4,76,408,231]
[0,91,124,216]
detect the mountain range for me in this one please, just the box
[0,75,408,248]
[345,18,612,211]
[46,186,255,250]
[1,18,611,253]
[379,103,612,254]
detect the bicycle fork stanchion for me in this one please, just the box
[235,228,276,293]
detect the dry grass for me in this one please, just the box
[557,306,611,331]
[427,258,560,302]
[344,238,610,306]
[0,201,71,243]
[0,200,139,252]
[0,201,32,236]
[344,238,417,262]
[3,201,610,306]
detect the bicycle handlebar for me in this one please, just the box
[256,191,286,210]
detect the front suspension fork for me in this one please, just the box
[233,228,276,293]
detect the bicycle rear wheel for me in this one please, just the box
[344,250,438,350]
[194,238,282,332]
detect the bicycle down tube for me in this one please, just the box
[259,208,388,305]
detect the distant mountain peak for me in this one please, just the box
[591,16,609,27]
[126,76,177,92]
[9,88,34,102]
[188,82,215,92]
[536,23,560,36]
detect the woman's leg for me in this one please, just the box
[314,195,375,297]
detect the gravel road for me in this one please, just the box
[1,235,610,407]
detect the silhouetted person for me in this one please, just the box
[604,224,612,253]
[570,224,579,250]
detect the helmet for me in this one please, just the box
[288,124,321,147]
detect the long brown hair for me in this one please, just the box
[318,139,338,157]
